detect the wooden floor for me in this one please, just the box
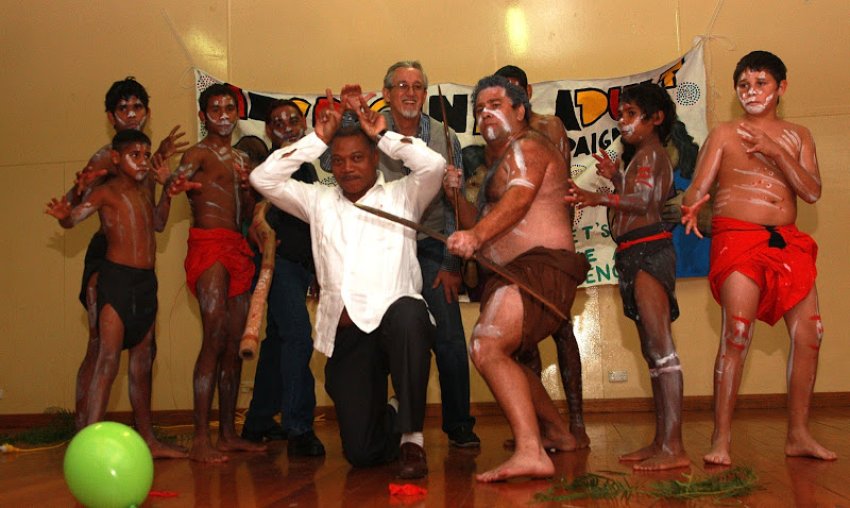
[2,407,850,507]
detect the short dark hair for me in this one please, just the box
[494,65,529,90]
[233,135,269,166]
[620,82,677,143]
[331,122,376,151]
[265,99,303,124]
[111,129,151,151]
[198,83,239,112]
[472,75,531,123]
[733,50,787,85]
[104,77,149,113]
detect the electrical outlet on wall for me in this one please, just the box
[608,371,628,383]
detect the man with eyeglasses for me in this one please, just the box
[378,61,480,449]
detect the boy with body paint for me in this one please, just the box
[172,83,264,463]
[61,77,187,431]
[565,82,688,470]
[46,130,194,458]
[681,50,834,465]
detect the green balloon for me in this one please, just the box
[63,421,153,508]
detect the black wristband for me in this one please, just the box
[376,128,388,142]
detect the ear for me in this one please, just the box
[382,87,391,103]
[515,103,527,123]
[110,149,120,166]
[651,110,665,126]
[198,111,206,124]
[777,79,788,96]
[107,111,117,128]
[265,123,274,139]
[526,84,533,100]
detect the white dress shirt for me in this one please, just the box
[250,131,445,357]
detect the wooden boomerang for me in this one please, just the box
[353,203,568,321]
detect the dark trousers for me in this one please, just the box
[244,256,317,436]
[417,237,475,434]
[325,297,434,467]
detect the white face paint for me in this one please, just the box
[736,70,780,115]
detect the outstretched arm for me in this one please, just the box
[46,190,101,228]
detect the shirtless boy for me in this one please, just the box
[68,77,186,431]
[46,130,191,458]
[174,83,264,462]
[446,76,589,482]
[566,82,688,470]
[494,64,588,448]
[682,50,834,465]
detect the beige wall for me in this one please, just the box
[1,0,848,415]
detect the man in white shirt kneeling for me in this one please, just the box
[250,88,445,479]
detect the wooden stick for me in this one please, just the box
[240,202,276,360]
[437,86,461,229]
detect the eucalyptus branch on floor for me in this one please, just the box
[646,466,762,500]
[534,467,760,503]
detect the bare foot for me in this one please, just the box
[703,441,732,466]
[476,447,554,483]
[217,435,267,453]
[785,432,837,461]
[619,443,658,462]
[148,439,189,459]
[190,439,229,464]
[633,450,690,471]
[571,427,590,449]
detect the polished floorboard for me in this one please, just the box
[2,407,850,507]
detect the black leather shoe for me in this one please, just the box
[398,442,428,479]
[241,424,288,443]
[287,430,326,457]
[448,426,481,448]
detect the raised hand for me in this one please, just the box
[314,89,342,144]
[681,193,711,238]
[156,125,189,160]
[166,173,202,198]
[340,84,376,112]
[592,150,619,180]
[355,95,387,140]
[45,196,72,220]
[151,153,171,185]
[74,165,108,196]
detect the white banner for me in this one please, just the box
[194,42,708,286]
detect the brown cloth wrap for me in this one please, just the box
[480,247,590,355]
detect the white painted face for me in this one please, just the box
[266,105,306,147]
[117,142,151,181]
[203,95,238,136]
[475,87,519,142]
[736,69,782,115]
[112,97,148,131]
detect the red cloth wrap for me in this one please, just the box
[185,227,255,298]
[709,216,817,325]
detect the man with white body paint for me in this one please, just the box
[251,89,444,479]
[445,75,590,482]
[374,61,479,448]
[682,50,834,465]
[493,65,589,449]
[172,83,265,463]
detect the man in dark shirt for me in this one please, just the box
[241,100,325,457]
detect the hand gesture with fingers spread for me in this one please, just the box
[314,89,342,144]
[156,125,189,160]
[592,150,619,180]
[681,193,710,238]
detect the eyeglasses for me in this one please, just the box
[391,82,425,93]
